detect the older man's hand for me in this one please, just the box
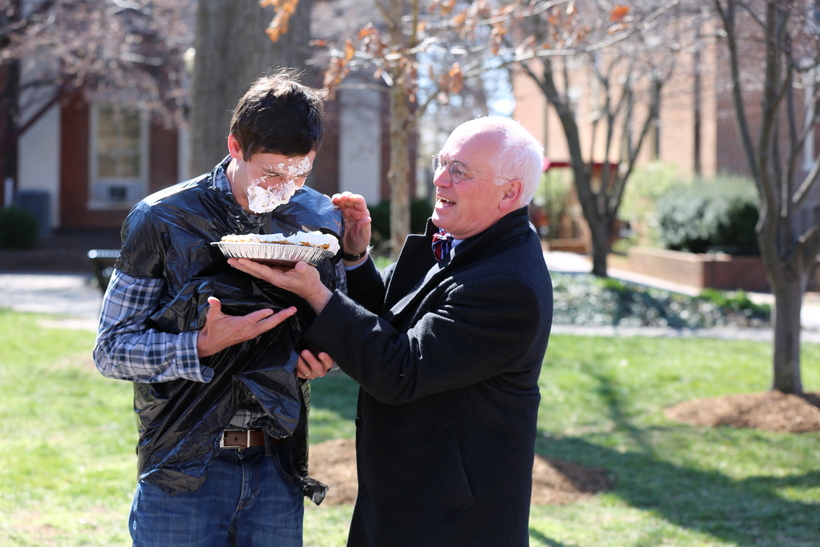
[228,258,333,315]
[332,192,372,264]
[297,348,336,380]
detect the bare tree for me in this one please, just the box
[269,0,516,258]
[266,0,686,261]
[512,1,692,277]
[712,0,820,394]
[190,0,313,175]
[0,0,193,182]
[311,0,467,257]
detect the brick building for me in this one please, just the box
[4,73,400,236]
[512,23,820,243]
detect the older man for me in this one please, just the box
[231,116,553,546]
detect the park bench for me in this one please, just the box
[87,249,120,294]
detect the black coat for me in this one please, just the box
[306,207,553,546]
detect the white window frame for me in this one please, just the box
[802,65,820,173]
[88,103,149,210]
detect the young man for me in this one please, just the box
[94,70,338,546]
[231,116,554,546]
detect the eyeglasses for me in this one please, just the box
[431,155,511,184]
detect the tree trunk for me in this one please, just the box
[572,167,611,277]
[0,58,19,185]
[190,0,312,176]
[588,217,610,278]
[770,277,804,393]
[0,0,20,185]
[761,238,809,394]
[387,80,411,260]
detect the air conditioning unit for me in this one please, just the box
[92,182,142,204]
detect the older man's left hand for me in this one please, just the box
[297,348,336,380]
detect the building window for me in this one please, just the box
[811,0,820,33]
[803,66,820,172]
[89,104,148,208]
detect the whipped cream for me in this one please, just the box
[247,181,298,214]
[245,156,313,214]
[221,230,340,254]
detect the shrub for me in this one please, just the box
[698,288,770,316]
[656,175,759,255]
[619,162,685,248]
[0,206,39,249]
[536,169,574,239]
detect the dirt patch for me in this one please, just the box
[664,391,820,433]
[309,392,820,507]
[308,438,614,507]
[530,455,614,505]
[308,439,360,506]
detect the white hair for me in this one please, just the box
[458,116,544,206]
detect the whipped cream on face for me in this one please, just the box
[221,230,340,254]
[246,156,313,214]
[247,181,298,213]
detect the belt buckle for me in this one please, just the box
[220,429,251,449]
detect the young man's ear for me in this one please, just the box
[227,134,243,160]
[499,180,523,211]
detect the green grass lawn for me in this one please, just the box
[2,307,819,546]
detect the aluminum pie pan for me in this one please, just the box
[211,241,335,266]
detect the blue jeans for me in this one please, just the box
[129,446,304,547]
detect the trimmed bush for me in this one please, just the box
[619,162,685,248]
[656,176,759,255]
[0,206,39,250]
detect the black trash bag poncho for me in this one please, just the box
[115,161,341,500]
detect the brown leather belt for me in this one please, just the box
[219,429,283,449]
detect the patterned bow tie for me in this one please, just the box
[431,230,454,261]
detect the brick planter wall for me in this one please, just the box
[624,247,770,293]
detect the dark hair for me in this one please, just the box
[230,69,327,159]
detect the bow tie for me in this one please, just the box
[431,230,454,261]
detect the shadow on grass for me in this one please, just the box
[536,363,820,546]
[310,365,820,545]
[536,435,820,545]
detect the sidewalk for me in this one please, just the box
[0,273,103,330]
[2,252,820,342]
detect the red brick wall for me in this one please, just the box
[626,246,770,292]
[60,95,97,229]
[148,120,179,194]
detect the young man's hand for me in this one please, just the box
[196,296,297,358]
